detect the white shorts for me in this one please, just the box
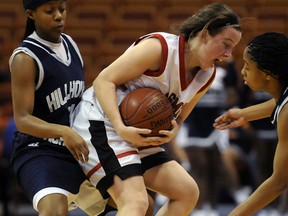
[72,100,166,198]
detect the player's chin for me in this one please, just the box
[201,62,214,71]
[52,28,63,37]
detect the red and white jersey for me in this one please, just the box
[83,32,216,117]
[72,32,216,189]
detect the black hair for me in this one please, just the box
[247,32,288,88]
[23,0,35,39]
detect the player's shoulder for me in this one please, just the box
[10,50,34,66]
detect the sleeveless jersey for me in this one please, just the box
[9,33,85,166]
[73,32,215,191]
[83,32,216,116]
[271,86,288,126]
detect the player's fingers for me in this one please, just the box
[158,128,175,138]
[143,135,168,146]
[171,119,177,127]
[81,144,89,162]
[214,115,225,123]
[69,149,80,162]
[140,137,161,146]
[137,128,152,135]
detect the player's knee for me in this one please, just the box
[136,197,150,213]
[180,178,200,207]
[38,195,68,216]
[38,206,68,216]
[132,192,149,210]
[121,196,149,214]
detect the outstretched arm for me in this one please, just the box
[228,103,288,216]
[213,99,276,130]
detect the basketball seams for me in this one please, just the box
[123,89,160,120]
[132,106,172,126]
[119,87,173,136]
[130,92,172,125]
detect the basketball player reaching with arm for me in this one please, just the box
[214,32,288,216]
[8,0,111,215]
[72,3,241,216]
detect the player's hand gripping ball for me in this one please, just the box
[119,88,174,137]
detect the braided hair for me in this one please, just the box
[247,32,288,89]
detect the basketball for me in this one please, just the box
[119,88,174,137]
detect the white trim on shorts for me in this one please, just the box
[32,180,108,215]
[32,187,76,211]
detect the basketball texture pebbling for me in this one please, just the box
[119,88,174,137]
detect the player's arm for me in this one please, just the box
[93,38,163,146]
[229,104,288,215]
[180,86,211,122]
[158,82,211,140]
[11,53,88,162]
[214,98,276,130]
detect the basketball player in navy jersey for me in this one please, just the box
[8,0,106,215]
[72,3,242,216]
[214,32,288,215]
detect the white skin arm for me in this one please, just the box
[11,53,88,162]
[94,36,213,146]
[213,98,276,130]
[94,38,167,146]
[228,103,288,216]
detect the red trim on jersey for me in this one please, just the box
[135,33,168,77]
[117,150,138,158]
[197,67,216,93]
[179,35,188,91]
[87,163,102,179]
[86,150,138,179]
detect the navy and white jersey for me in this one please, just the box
[9,32,85,166]
[271,86,288,126]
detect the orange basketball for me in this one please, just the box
[119,88,174,137]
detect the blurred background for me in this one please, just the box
[1,0,288,215]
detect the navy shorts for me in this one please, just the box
[16,155,87,202]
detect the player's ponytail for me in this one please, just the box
[22,0,35,39]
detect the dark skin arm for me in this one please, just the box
[228,103,288,215]
[213,99,276,129]
[11,52,88,162]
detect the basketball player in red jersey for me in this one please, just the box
[72,3,241,215]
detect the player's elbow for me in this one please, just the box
[271,172,288,192]
[13,113,28,133]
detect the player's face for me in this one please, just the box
[241,47,268,90]
[198,27,241,70]
[28,0,66,43]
